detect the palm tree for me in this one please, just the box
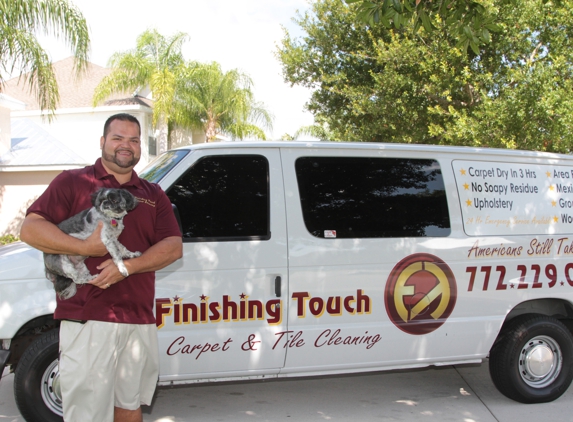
[286,125,330,141]
[93,29,188,153]
[0,0,90,116]
[174,61,273,142]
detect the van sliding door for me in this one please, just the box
[281,148,454,373]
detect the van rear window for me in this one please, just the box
[295,157,451,238]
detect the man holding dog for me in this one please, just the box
[20,113,182,422]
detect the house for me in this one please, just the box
[0,57,160,237]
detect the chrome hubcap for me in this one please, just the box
[41,359,63,416]
[519,335,562,388]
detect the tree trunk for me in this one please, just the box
[156,115,169,153]
[205,113,217,142]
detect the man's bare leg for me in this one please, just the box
[114,406,142,422]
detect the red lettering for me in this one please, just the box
[466,267,477,291]
[156,298,172,328]
[167,336,184,355]
[565,263,573,286]
[531,265,542,288]
[292,292,310,317]
[495,266,507,290]
[273,330,293,350]
[517,265,528,289]
[309,297,324,316]
[344,296,355,314]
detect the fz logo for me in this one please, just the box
[385,253,457,335]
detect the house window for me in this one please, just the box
[148,136,157,156]
[11,138,26,148]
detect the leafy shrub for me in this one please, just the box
[0,234,19,245]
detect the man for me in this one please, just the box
[20,113,183,422]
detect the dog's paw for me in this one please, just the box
[58,283,77,300]
[122,250,141,258]
[117,261,129,277]
[75,274,96,284]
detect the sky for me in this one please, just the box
[41,0,315,140]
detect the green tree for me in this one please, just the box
[278,0,573,153]
[345,0,517,54]
[282,124,332,141]
[173,62,273,142]
[0,0,90,115]
[93,29,188,153]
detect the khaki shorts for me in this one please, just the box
[59,320,159,422]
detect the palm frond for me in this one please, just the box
[0,26,58,116]
[0,0,90,115]
[173,61,273,141]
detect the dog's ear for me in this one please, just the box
[121,190,138,211]
[91,188,105,206]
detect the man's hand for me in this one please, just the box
[89,259,125,289]
[88,236,182,291]
[82,222,108,257]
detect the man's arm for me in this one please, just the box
[20,213,108,256]
[89,236,183,289]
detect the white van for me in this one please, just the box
[3,141,573,421]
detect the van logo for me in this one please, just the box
[385,253,457,335]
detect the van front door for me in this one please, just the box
[155,149,288,382]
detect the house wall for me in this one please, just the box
[0,105,10,156]
[169,126,199,149]
[1,106,155,237]
[0,170,60,237]
[13,106,154,172]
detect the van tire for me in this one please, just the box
[13,329,63,422]
[489,314,573,403]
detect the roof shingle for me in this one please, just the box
[2,57,148,110]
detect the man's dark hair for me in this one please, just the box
[103,113,141,138]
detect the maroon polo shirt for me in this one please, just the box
[27,158,181,324]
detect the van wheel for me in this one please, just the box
[14,329,63,422]
[489,314,573,403]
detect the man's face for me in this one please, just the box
[100,119,141,172]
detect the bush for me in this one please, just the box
[0,234,19,245]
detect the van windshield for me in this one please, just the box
[139,150,190,183]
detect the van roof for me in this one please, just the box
[171,141,573,162]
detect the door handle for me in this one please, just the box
[275,276,281,298]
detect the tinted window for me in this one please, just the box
[296,157,450,238]
[167,155,269,241]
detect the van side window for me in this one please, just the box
[167,155,270,241]
[295,157,451,238]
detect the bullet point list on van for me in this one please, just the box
[454,160,573,235]
[472,198,514,211]
[460,166,538,180]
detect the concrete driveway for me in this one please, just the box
[2,361,572,421]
